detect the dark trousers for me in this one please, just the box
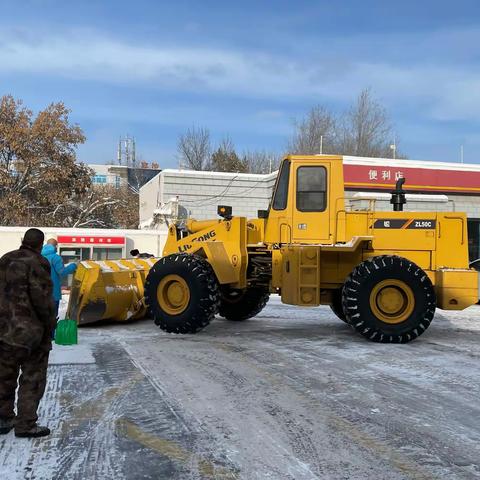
[0,344,50,432]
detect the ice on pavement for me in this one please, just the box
[49,344,95,365]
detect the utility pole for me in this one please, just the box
[460,145,464,163]
[125,137,130,166]
[132,137,136,168]
[390,134,396,160]
[117,137,122,165]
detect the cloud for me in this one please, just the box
[0,31,307,96]
[1,29,480,121]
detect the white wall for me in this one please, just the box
[0,227,167,258]
[345,191,480,216]
[140,173,162,223]
[140,168,480,224]
[140,169,277,223]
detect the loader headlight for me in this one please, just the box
[218,205,232,219]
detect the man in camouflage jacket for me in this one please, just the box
[0,228,56,438]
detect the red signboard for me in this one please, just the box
[344,164,480,194]
[57,235,125,245]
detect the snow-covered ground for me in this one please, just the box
[1,296,480,479]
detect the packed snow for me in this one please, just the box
[0,296,479,479]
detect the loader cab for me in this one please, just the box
[264,155,345,245]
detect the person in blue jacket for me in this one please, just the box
[41,239,77,319]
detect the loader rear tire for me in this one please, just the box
[219,288,270,321]
[342,255,436,343]
[145,254,220,334]
[330,288,347,323]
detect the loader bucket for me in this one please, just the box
[67,258,160,325]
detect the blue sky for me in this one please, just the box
[1,0,480,166]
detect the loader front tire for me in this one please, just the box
[219,288,270,321]
[145,254,220,334]
[342,255,436,343]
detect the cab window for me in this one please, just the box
[296,166,327,212]
[272,160,290,210]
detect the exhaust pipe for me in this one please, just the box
[390,178,406,212]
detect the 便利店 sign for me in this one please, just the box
[57,235,125,245]
[344,164,480,194]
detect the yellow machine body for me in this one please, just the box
[67,155,478,328]
[270,206,478,310]
[163,216,248,289]
[160,155,477,310]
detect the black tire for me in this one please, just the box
[144,254,220,334]
[330,288,347,323]
[219,288,270,321]
[342,255,436,343]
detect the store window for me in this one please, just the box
[58,247,91,288]
[92,247,123,260]
[59,247,91,263]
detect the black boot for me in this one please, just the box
[0,417,14,435]
[15,425,51,438]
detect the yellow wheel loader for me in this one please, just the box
[67,155,479,343]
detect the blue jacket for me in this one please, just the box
[41,244,77,301]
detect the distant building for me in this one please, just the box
[89,164,124,188]
[88,162,161,190]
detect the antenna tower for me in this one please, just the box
[117,135,136,167]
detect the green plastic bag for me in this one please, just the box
[54,319,78,345]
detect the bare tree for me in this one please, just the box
[337,88,395,157]
[287,106,336,155]
[48,188,118,228]
[48,185,140,229]
[211,136,248,173]
[243,150,281,174]
[112,186,140,229]
[287,89,404,159]
[177,126,212,170]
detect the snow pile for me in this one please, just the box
[140,196,188,230]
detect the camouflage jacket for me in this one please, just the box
[0,245,56,352]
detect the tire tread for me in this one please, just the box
[342,255,436,343]
[144,254,220,334]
